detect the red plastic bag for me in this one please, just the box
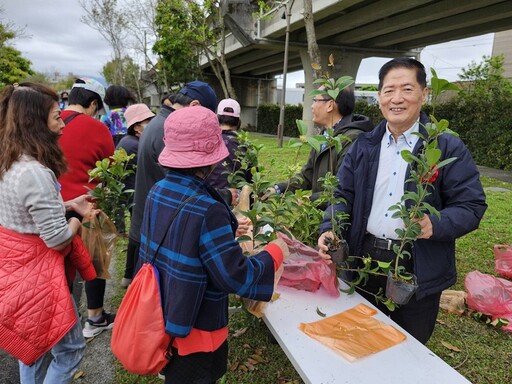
[111,264,172,375]
[465,271,512,332]
[277,233,339,296]
[494,244,512,279]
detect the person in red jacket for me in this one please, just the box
[59,77,117,338]
[0,82,97,383]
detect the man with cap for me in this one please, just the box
[124,81,219,288]
[207,98,253,190]
[59,77,117,338]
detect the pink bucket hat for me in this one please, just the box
[158,106,229,168]
[124,103,155,128]
[217,98,241,117]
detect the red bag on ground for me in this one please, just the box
[465,270,512,332]
[277,233,339,296]
[494,244,512,279]
[111,264,172,375]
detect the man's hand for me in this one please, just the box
[413,215,433,239]
[317,231,335,264]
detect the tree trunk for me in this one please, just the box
[303,0,322,80]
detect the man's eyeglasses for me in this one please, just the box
[312,98,331,103]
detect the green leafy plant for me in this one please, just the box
[87,148,135,224]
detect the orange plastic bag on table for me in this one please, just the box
[299,303,406,362]
[81,211,117,279]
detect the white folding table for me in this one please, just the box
[263,282,472,384]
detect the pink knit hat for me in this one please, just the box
[124,103,155,128]
[158,106,229,168]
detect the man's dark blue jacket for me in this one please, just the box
[320,112,487,299]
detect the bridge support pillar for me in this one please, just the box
[300,48,364,135]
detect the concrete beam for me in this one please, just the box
[366,2,512,48]
[330,0,503,45]
[304,0,433,42]
[397,16,512,50]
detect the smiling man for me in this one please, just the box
[318,57,487,344]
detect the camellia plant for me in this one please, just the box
[87,148,135,225]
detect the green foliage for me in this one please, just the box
[256,103,303,136]
[424,55,512,171]
[153,0,202,84]
[87,148,135,224]
[0,22,33,87]
[458,54,512,100]
[102,56,141,95]
[257,102,382,137]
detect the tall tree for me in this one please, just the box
[0,14,33,87]
[102,56,142,100]
[123,0,171,92]
[153,0,236,98]
[302,0,321,80]
[80,0,128,84]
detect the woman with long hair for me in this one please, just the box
[0,83,96,383]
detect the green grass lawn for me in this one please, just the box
[112,133,512,384]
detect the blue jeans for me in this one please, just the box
[18,298,85,384]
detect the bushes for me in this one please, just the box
[256,104,303,137]
[256,102,381,137]
[429,98,512,171]
[257,97,511,170]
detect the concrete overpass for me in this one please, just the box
[201,0,512,129]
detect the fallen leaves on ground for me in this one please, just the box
[232,327,248,338]
[73,370,84,379]
[229,346,269,372]
[441,340,461,352]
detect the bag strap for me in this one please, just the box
[63,111,83,125]
[147,194,199,265]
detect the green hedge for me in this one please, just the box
[256,102,382,137]
[428,99,512,171]
[256,104,303,136]
[257,100,512,170]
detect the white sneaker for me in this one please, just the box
[82,311,116,338]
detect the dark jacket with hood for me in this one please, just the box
[276,113,374,202]
[320,112,487,300]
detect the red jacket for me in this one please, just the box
[59,111,115,201]
[0,226,96,364]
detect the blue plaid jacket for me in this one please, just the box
[137,171,276,338]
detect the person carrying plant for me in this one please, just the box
[136,106,288,383]
[318,57,487,344]
[59,77,117,338]
[264,87,373,205]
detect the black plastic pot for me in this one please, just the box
[325,237,349,265]
[385,271,418,305]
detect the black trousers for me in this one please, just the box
[356,235,441,345]
[66,210,107,310]
[124,238,140,279]
[163,340,228,384]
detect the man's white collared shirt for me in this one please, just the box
[366,121,420,239]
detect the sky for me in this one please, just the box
[2,0,495,87]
